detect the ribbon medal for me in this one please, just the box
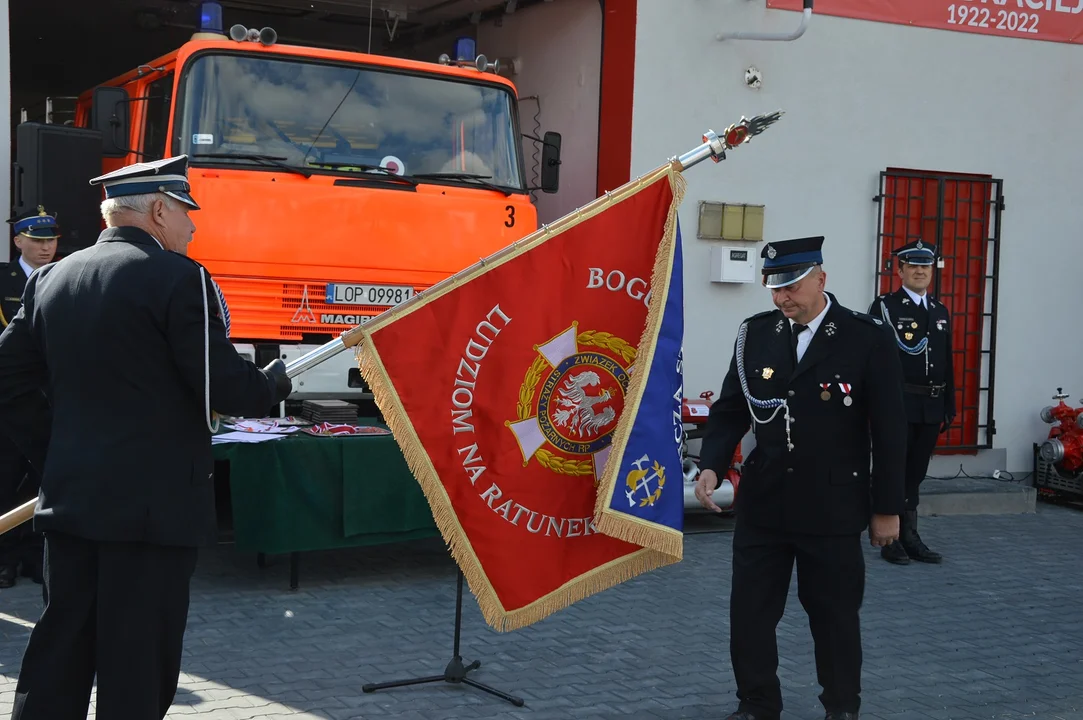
[838,383,853,406]
[820,383,831,401]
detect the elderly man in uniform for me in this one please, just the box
[0,155,293,720]
[868,240,954,565]
[694,236,908,720]
[0,206,59,588]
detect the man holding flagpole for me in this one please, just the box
[695,236,907,720]
[0,155,292,720]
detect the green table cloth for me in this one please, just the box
[212,424,439,554]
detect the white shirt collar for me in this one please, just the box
[789,293,832,335]
[18,255,35,279]
[902,285,927,307]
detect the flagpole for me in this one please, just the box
[0,499,34,536]
[282,110,783,381]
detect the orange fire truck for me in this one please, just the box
[28,15,560,405]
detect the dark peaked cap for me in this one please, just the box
[760,236,824,289]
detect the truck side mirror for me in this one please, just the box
[91,87,131,158]
[540,131,561,194]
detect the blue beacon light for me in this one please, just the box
[454,37,476,62]
[199,2,224,33]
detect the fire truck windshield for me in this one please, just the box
[175,52,525,190]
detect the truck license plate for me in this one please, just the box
[325,283,415,307]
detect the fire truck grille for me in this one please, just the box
[215,278,406,341]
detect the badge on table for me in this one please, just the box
[762,367,774,379]
[838,383,852,406]
[820,383,831,401]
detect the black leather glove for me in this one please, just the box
[263,358,293,404]
[940,413,954,434]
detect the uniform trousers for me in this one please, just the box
[11,531,199,720]
[729,518,866,719]
[0,435,40,573]
[904,423,942,511]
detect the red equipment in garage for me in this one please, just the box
[1036,387,1083,499]
[1039,387,1083,473]
[681,390,741,512]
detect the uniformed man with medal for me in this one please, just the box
[694,236,908,720]
[868,240,954,565]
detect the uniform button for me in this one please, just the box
[853,471,858,477]
[787,468,793,473]
[788,390,795,397]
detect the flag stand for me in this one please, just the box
[361,568,525,707]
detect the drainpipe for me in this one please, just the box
[717,0,814,41]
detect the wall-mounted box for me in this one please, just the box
[698,201,765,241]
[709,246,756,284]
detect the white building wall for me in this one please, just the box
[478,0,602,225]
[1,0,10,264]
[632,0,1083,472]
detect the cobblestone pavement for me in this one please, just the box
[2,503,1083,720]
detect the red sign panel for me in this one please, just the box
[768,0,1083,44]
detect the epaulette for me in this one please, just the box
[849,309,885,327]
[744,308,778,323]
[172,252,210,273]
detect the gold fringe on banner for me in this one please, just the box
[356,163,687,631]
[592,169,687,559]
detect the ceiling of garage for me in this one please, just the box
[9,0,548,124]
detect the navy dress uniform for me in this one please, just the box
[699,237,907,720]
[0,207,61,588]
[868,240,954,565]
[0,155,292,720]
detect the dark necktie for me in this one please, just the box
[791,323,807,366]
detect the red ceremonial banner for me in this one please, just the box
[768,0,1083,44]
[355,167,686,630]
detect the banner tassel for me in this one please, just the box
[592,167,687,559]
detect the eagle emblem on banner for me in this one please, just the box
[507,324,634,485]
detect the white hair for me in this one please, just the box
[101,193,182,227]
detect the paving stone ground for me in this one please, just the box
[3,503,1083,720]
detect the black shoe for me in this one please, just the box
[880,539,910,565]
[901,509,942,564]
[0,565,15,589]
[825,713,858,720]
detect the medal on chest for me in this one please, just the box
[839,383,853,406]
[820,383,831,401]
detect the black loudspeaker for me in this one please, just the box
[13,122,105,258]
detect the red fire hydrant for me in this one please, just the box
[1039,388,1083,473]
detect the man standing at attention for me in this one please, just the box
[694,236,907,720]
[0,155,293,720]
[868,240,954,565]
[0,205,59,588]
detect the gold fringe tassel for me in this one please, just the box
[355,167,689,631]
[592,168,687,559]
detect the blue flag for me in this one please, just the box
[593,219,685,559]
